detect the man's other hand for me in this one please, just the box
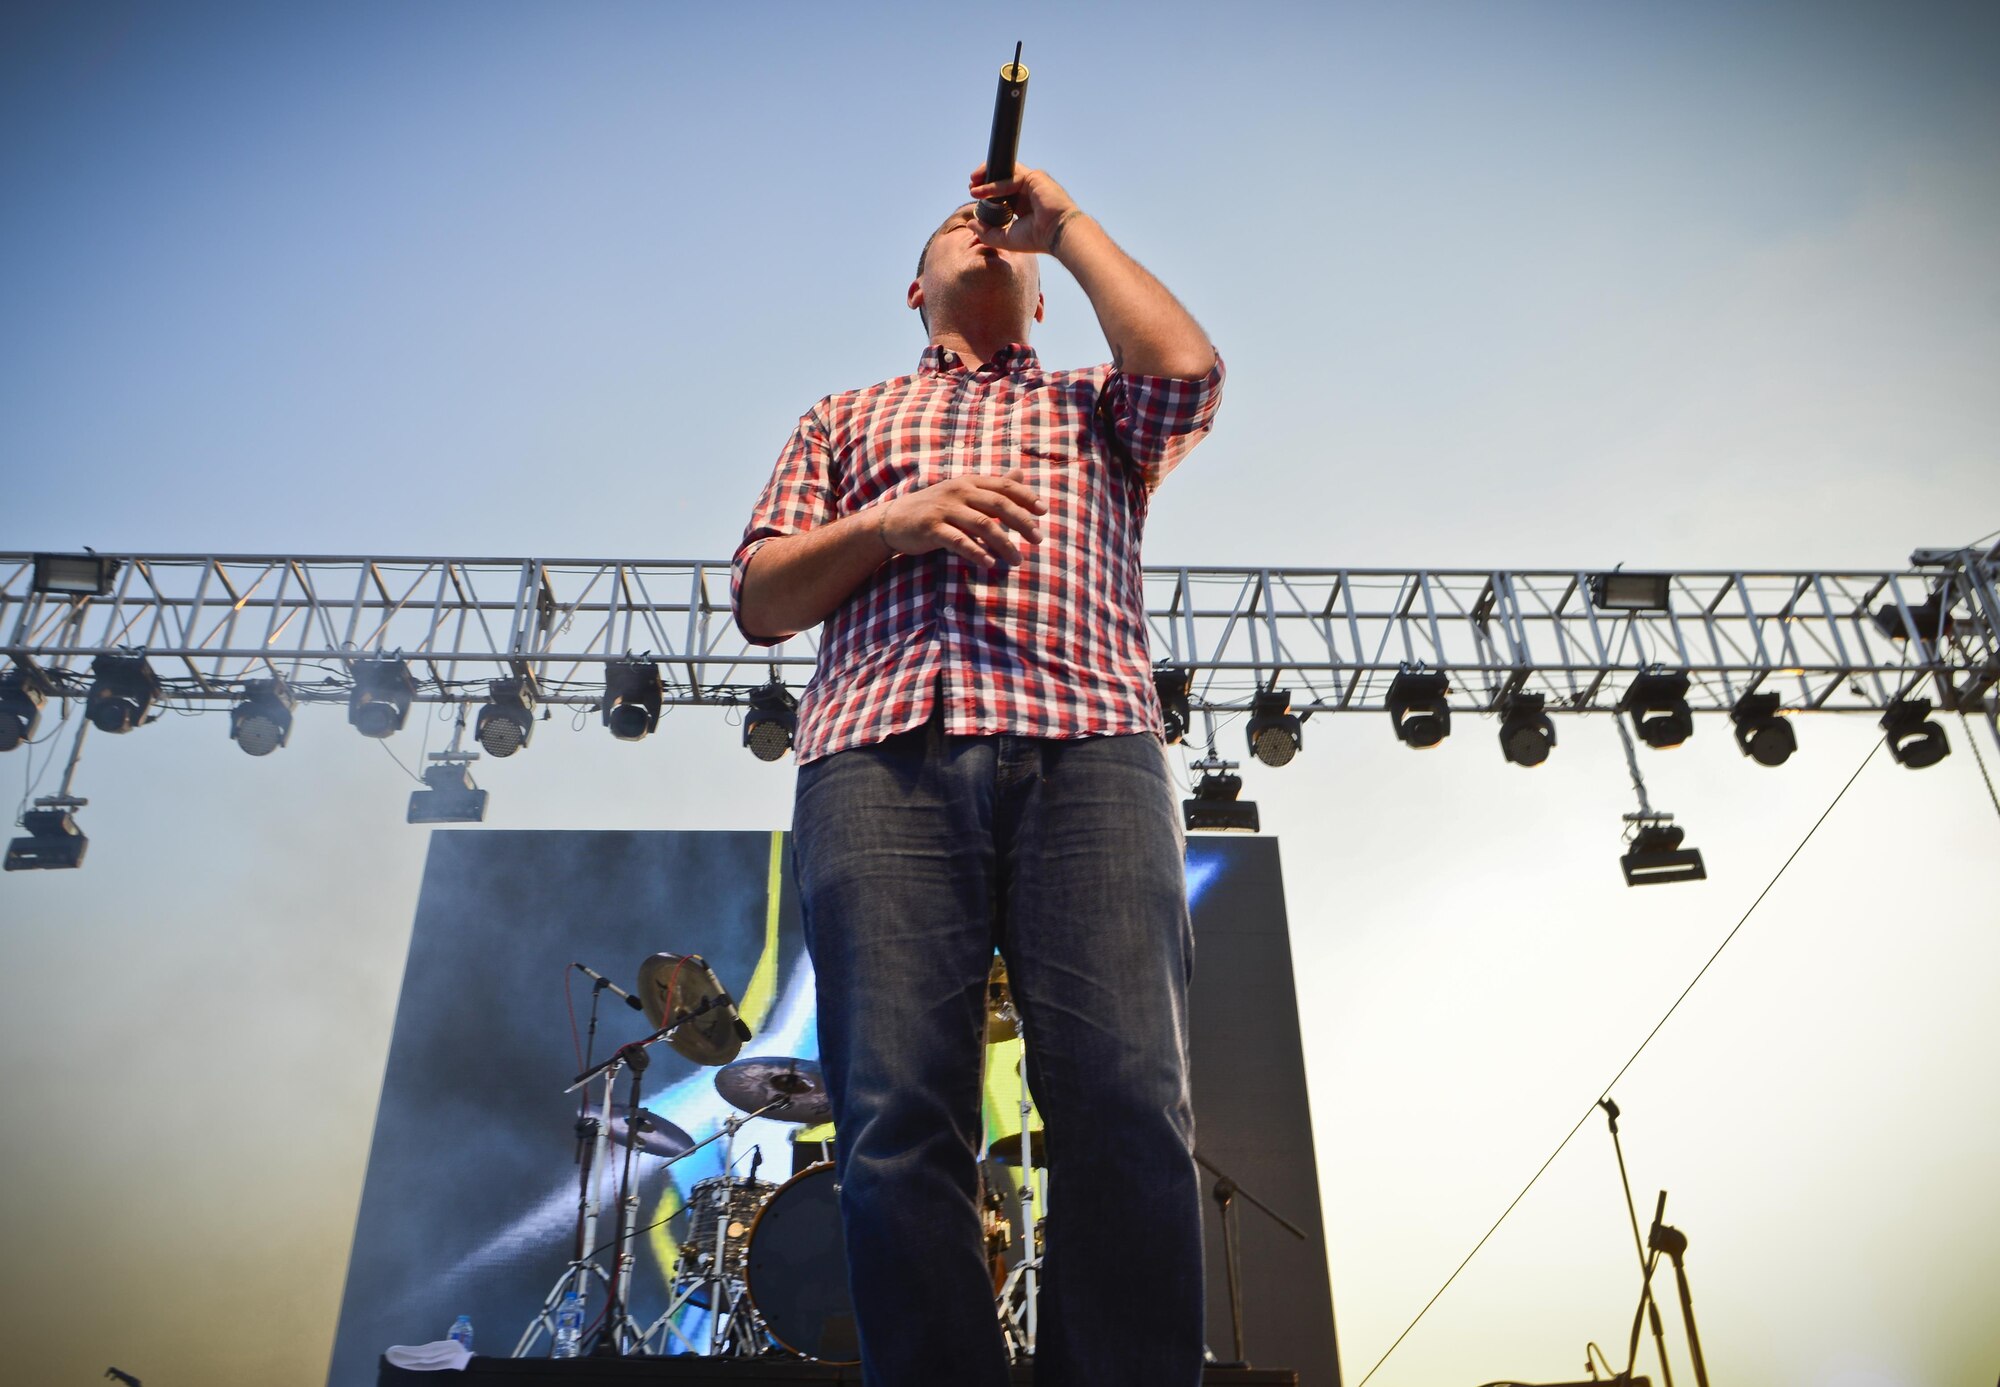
[880,468,1048,569]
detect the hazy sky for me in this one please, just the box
[3,3,1998,1385]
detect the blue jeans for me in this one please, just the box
[792,717,1203,1387]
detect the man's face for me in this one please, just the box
[910,202,1041,330]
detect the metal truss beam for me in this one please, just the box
[4,547,1996,743]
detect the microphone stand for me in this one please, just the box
[1601,1100,1675,1387]
[1193,1149,1309,1368]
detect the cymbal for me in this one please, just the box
[638,952,748,1066]
[605,1108,695,1160]
[715,1056,833,1125]
[986,954,1020,1044]
[987,1128,1048,1167]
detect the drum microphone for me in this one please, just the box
[976,42,1029,228]
[687,955,756,1042]
[573,961,644,1011]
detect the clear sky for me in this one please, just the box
[3,3,1998,1385]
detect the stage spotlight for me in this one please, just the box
[230,678,296,757]
[1880,697,1950,769]
[1871,593,1953,644]
[743,683,798,762]
[4,806,87,871]
[1621,669,1693,749]
[603,660,663,741]
[1589,571,1673,613]
[1183,768,1260,833]
[85,654,161,734]
[1244,690,1302,767]
[1154,666,1193,745]
[1,669,49,752]
[1497,691,1555,767]
[475,678,535,758]
[1729,691,1795,767]
[407,759,488,824]
[1619,819,1706,887]
[348,658,416,739]
[31,552,119,597]
[1386,671,1451,749]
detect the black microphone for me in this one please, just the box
[977,43,1029,228]
[573,961,644,1011]
[749,1145,763,1181]
[688,955,756,1042]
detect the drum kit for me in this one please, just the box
[511,951,1052,1365]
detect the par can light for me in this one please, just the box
[744,683,798,762]
[1387,671,1451,749]
[230,678,297,757]
[1245,689,1302,767]
[1621,669,1694,749]
[85,653,161,734]
[475,678,536,758]
[348,659,417,739]
[1729,691,1795,767]
[1880,697,1950,769]
[603,660,664,742]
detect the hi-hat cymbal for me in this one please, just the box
[638,952,748,1066]
[987,1128,1048,1167]
[715,1056,833,1125]
[605,1108,695,1160]
[986,954,1020,1044]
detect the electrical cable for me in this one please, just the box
[1354,735,1886,1387]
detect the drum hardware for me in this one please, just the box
[992,1046,1045,1359]
[514,959,754,1360]
[1193,1148,1309,1369]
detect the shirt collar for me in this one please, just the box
[917,342,1041,377]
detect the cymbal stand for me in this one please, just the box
[639,1099,792,1357]
[997,1053,1042,1360]
[511,1059,620,1357]
[1193,1149,1309,1368]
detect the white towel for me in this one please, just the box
[383,1339,473,1371]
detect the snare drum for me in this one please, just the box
[678,1174,775,1280]
[743,1162,858,1363]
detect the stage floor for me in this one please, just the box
[378,1358,1300,1385]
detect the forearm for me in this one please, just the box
[1052,214,1215,380]
[737,509,891,640]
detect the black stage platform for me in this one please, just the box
[380,1359,1298,1385]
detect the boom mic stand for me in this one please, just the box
[1600,1100,1675,1386]
[1193,1149,1309,1368]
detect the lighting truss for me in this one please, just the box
[0,546,1992,750]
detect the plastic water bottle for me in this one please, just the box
[552,1291,584,1358]
[447,1315,474,1353]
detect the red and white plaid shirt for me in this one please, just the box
[732,343,1224,763]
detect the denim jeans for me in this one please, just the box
[793,717,1204,1387]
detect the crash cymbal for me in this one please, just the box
[987,1128,1048,1167]
[638,952,748,1066]
[986,954,1020,1044]
[715,1056,833,1125]
[605,1108,695,1160]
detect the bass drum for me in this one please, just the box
[743,1162,858,1363]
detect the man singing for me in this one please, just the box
[731,162,1223,1386]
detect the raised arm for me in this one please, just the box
[968,164,1215,381]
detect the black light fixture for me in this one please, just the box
[1729,691,1795,767]
[85,654,161,734]
[1880,697,1950,769]
[1619,818,1706,887]
[1497,690,1556,767]
[743,683,798,762]
[475,678,536,758]
[1154,666,1193,745]
[348,658,417,739]
[603,660,663,742]
[407,758,488,824]
[1245,689,1302,767]
[1621,669,1694,749]
[1589,571,1673,612]
[1871,592,1953,645]
[4,805,89,871]
[1387,670,1451,748]
[230,678,297,757]
[31,552,119,597]
[1183,765,1259,833]
[1,668,50,752]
